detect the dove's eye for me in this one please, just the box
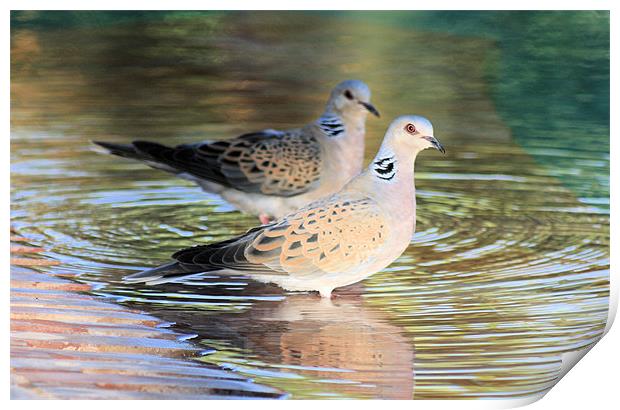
[344,90,354,100]
[405,123,416,134]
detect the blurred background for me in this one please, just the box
[11,11,609,399]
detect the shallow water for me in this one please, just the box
[11,12,609,399]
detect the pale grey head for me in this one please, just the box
[384,115,445,155]
[325,79,380,118]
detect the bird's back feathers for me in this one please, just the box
[94,129,323,197]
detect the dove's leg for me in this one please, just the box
[259,213,273,225]
[319,288,333,298]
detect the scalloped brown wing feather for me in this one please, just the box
[246,195,388,277]
[216,131,322,196]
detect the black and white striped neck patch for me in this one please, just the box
[373,156,397,181]
[318,114,345,137]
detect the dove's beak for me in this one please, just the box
[359,101,380,117]
[423,135,446,154]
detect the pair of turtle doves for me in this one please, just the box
[95,80,445,297]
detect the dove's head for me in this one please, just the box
[326,79,380,119]
[385,115,445,155]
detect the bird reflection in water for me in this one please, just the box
[141,282,415,399]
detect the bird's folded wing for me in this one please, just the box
[170,194,389,278]
[134,129,323,197]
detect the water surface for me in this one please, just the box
[11,11,609,399]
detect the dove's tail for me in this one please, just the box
[92,140,182,173]
[124,225,269,286]
[92,141,145,159]
[123,261,213,286]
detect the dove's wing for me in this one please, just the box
[128,129,323,197]
[246,194,389,276]
[124,193,389,284]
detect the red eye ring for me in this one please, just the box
[405,123,416,134]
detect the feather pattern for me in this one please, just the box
[317,114,345,137]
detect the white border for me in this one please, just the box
[4,2,617,408]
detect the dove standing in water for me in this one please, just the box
[94,80,379,224]
[124,115,445,298]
